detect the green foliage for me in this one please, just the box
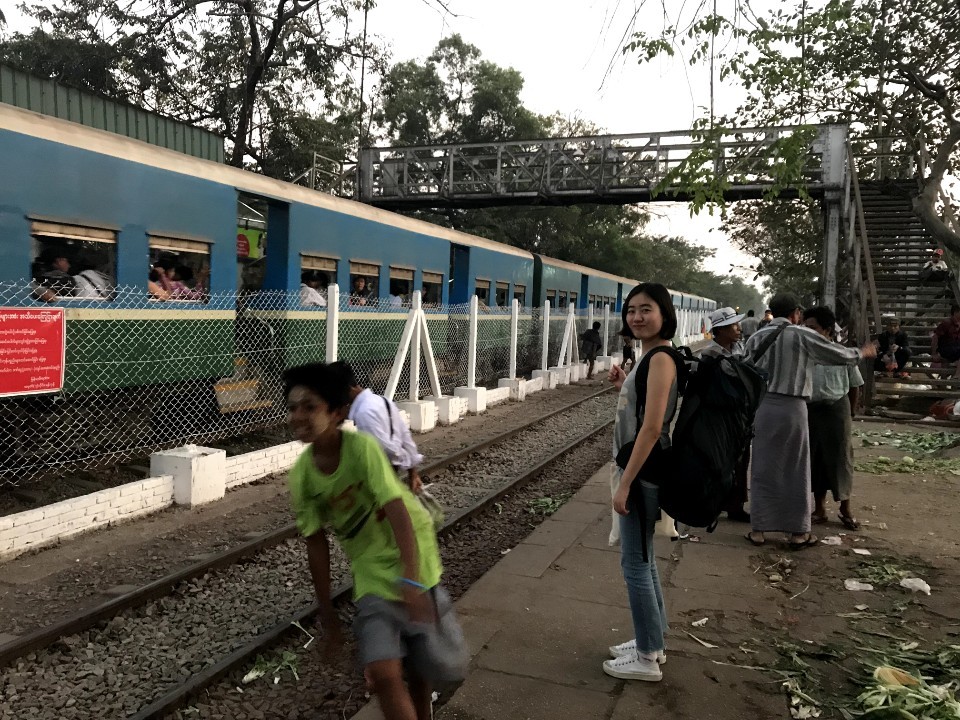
[624,0,960,253]
[722,199,821,300]
[3,0,375,174]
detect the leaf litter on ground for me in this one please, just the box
[855,430,960,455]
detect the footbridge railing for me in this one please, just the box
[356,124,850,209]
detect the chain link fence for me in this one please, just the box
[0,284,594,487]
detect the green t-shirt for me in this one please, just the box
[289,430,442,601]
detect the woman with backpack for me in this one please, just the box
[604,283,679,683]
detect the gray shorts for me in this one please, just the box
[354,585,468,688]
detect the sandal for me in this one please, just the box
[811,513,828,525]
[839,513,861,531]
[745,532,765,546]
[788,534,818,550]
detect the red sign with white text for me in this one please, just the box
[0,308,66,397]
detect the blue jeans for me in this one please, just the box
[619,480,668,654]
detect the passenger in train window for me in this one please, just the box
[32,246,77,301]
[350,275,370,306]
[68,243,115,300]
[300,270,328,307]
[387,281,405,307]
[148,268,171,300]
[169,264,209,301]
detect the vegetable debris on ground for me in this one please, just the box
[855,430,960,456]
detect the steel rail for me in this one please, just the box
[130,417,615,720]
[0,385,614,669]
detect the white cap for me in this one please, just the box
[708,307,746,329]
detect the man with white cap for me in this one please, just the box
[702,307,746,358]
[697,307,752,521]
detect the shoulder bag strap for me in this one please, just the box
[751,322,789,362]
[382,396,394,439]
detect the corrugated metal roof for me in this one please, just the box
[0,63,224,163]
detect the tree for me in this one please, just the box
[722,199,821,303]
[624,0,960,252]
[4,0,377,171]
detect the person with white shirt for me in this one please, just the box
[331,361,424,492]
[300,270,328,307]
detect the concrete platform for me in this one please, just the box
[352,464,792,720]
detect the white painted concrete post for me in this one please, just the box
[540,300,550,371]
[508,298,519,380]
[325,284,339,362]
[409,291,422,401]
[150,446,227,507]
[498,298,525,400]
[454,295,486,413]
[532,299,556,389]
[597,303,614,372]
[587,303,594,331]
[467,294,478,389]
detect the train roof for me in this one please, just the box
[535,254,638,287]
[0,103,532,261]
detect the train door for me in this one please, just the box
[449,244,470,304]
[580,275,589,311]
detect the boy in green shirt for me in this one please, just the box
[284,362,465,720]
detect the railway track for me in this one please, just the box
[0,387,616,720]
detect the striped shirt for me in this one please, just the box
[743,318,862,399]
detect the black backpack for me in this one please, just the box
[616,327,784,531]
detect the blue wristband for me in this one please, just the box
[398,577,426,590]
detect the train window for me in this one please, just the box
[300,255,336,307]
[557,291,568,309]
[349,261,379,306]
[31,221,117,302]
[513,283,526,306]
[149,236,210,303]
[589,294,596,308]
[570,291,578,309]
[546,289,556,307]
[475,279,491,307]
[422,271,443,307]
[495,281,509,307]
[389,267,414,307]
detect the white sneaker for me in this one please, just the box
[602,652,663,681]
[608,640,666,664]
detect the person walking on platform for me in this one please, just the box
[604,283,680,682]
[701,307,751,522]
[330,362,424,493]
[581,321,603,379]
[284,363,466,720]
[740,309,760,340]
[743,294,876,549]
[931,305,960,379]
[803,307,864,531]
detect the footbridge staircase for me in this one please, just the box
[847,171,960,415]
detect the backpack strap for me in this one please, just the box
[633,346,685,429]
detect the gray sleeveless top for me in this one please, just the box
[612,350,679,460]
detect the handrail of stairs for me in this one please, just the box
[846,143,883,337]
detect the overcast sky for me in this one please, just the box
[5,0,765,290]
[367,0,762,287]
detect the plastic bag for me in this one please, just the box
[417,488,445,531]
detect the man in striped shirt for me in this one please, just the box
[742,293,876,549]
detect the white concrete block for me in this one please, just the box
[397,400,437,432]
[486,386,511,407]
[531,369,556,390]
[150,446,227,508]
[550,366,571,385]
[425,395,463,425]
[526,376,544,394]
[454,386,487,414]
[597,356,613,372]
[570,363,582,382]
[498,377,527,401]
